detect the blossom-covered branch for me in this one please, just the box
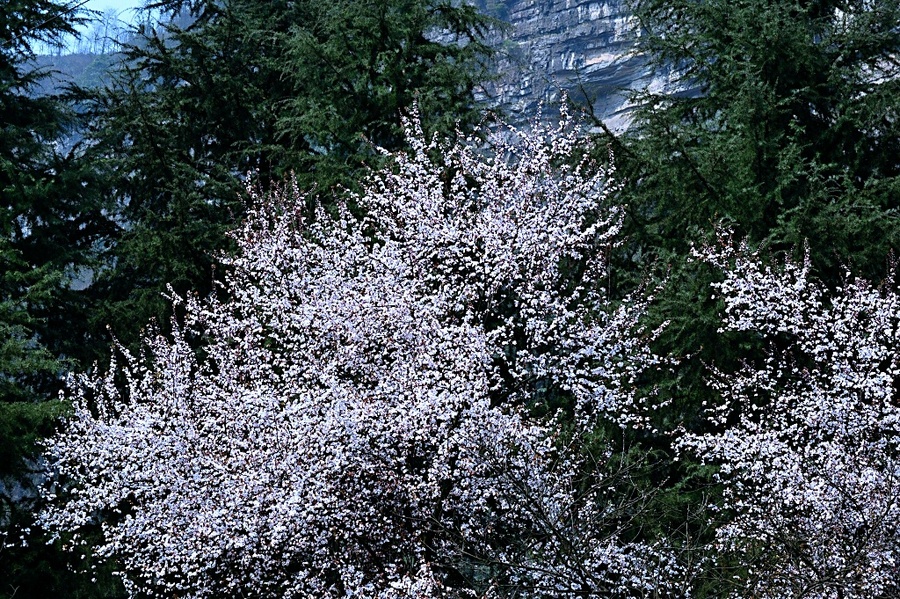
[688,238,900,598]
[38,115,679,598]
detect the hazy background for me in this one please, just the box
[82,0,144,20]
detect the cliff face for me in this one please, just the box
[479,0,656,129]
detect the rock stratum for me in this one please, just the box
[479,0,661,129]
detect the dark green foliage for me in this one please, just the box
[0,0,96,479]
[0,3,124,597]
[0,248,70,495]
[276,0,495,188]
[0,250,62,403]
[621,0,900,279]
[580,3,900,592]
[78,0,291,348]
[589,0,900,429]
[84,0,496,352]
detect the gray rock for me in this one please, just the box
[477,0,672,129]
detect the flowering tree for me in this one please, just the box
[38,116,685,597]
[687,239,900,598]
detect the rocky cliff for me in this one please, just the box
[479,0,658,129]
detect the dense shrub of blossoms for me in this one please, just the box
[688,238,900,599]
[38,116,685,598]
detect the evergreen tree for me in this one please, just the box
[80,0,280,350]
[595,0,900,425]
[1,0,87,507]
[84,0,496,351]
[276,0,494,187]
[578,4,900,588]
[622,0,900,278]
[1,3,123,598]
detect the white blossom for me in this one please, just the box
[688,236,900,598]
[39,114,678,598]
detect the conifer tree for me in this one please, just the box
[1,0,88,508]
[275,0,494,187]
[84,0,496,351]
[602,0,900,423]
[1,3,122,598]
[617,0,900,274]
[576,4,900,586]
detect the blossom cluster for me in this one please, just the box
[38,115,678,597]
[689,238,900,598]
